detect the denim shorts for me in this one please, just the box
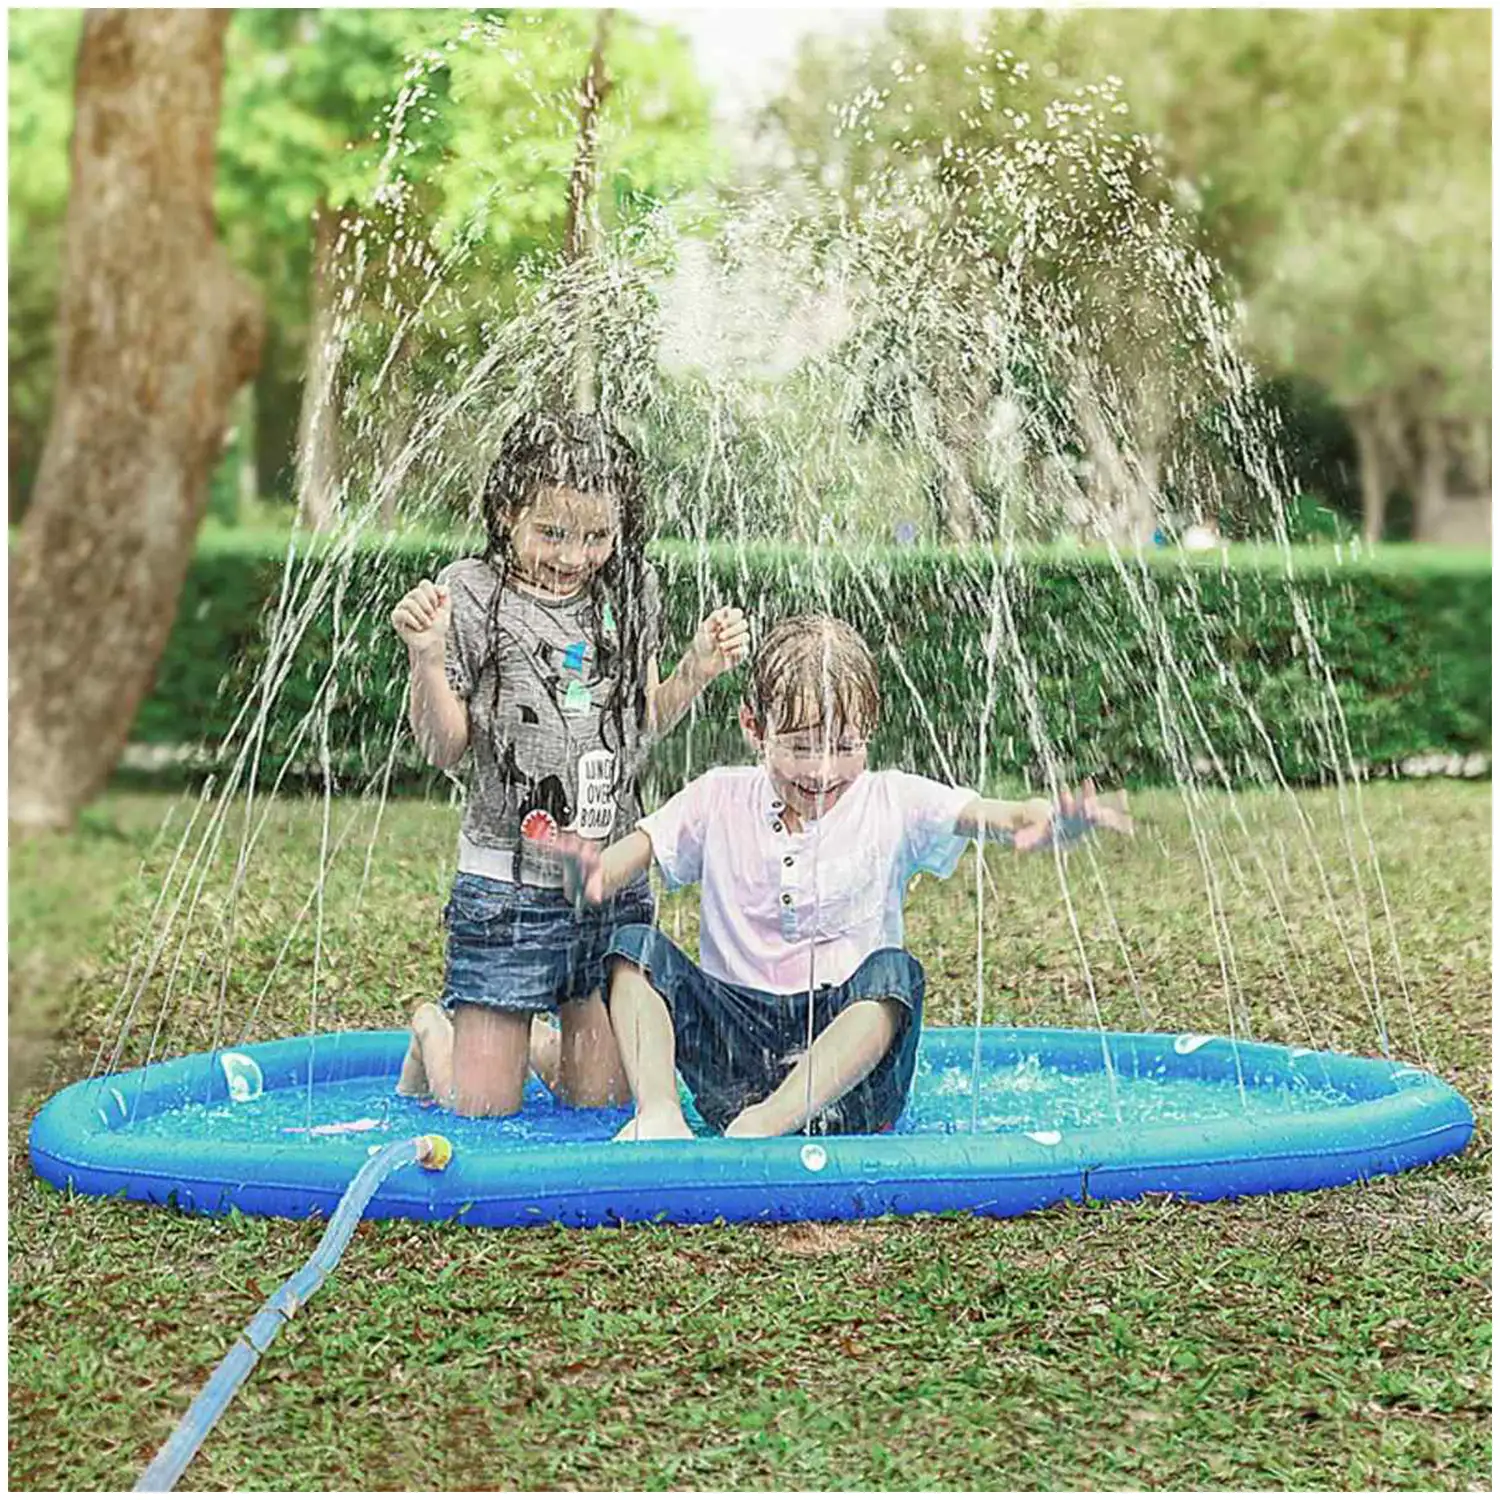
[441,872,655,1016]
[603,925,924,1135]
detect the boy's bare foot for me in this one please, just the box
[613,1110,695,1142]
[722,1104,778,1138]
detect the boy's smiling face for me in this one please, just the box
[740,705,870,822]
[741,613,881,825]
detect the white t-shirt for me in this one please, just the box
[638,766,977,994]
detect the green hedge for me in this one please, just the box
[130,533,1491,794]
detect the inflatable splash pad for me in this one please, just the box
[31,1026,1472,1228]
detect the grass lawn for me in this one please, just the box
[8,779,1491,1491]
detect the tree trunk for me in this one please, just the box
[935,449,984,542]
[934,395,988,543]
[562,8,615,265]
[1074,377,1153,545]
[1464,417,1490,496]
[924,351,991,543]
[9,10,262,832]
[234,381,259,513]
[1411,409,1450,542]
[562,8,614,414]
[1350,404,1387,546]
[294,197,345,530]
[378,399,415,531]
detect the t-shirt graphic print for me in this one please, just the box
[438,556,663,887]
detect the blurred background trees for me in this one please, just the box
[8,5,715,527]
[6,7,1488,829]
[762,7,1489,545]
[8,6,1490,545]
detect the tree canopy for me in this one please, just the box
[759,7,1490,539]
[8,7,717,513]
[7,7,1488,540]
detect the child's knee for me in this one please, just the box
[849,949,925,1011]
[605,925,696,1008]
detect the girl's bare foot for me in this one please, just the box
[613,1110,695,1142]
[529,1015,562,1093]
[396,1035,428,1098]
[397,1002,451,1099]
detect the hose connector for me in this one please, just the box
[415,1134,453,1171]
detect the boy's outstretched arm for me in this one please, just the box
[953,779,1133,850]
[952,793,1054,842]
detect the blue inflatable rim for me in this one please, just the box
[29,1026,1474,1229]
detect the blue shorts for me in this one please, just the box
[603,925,924,1135]
[441,872,655,1016]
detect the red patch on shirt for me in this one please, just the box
[520,810,558,844]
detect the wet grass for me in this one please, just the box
[9,779,1491,1490]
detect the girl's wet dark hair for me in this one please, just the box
[476,410,651,801]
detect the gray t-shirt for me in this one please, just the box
[439,556,664,887]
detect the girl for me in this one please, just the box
[390,410,749,1117]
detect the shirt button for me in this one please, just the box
[781,892,793,906]
[783,855,794,867]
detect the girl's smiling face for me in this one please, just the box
[508,484,619,598]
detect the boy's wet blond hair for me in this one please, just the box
[746,615,881,738]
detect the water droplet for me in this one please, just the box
[1025,1129,1062,1146]
[1173,1034,1214,1055]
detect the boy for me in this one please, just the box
[548,614,1130,1140]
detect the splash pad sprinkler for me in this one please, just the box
[32,0,1474,1234]
[32,1026,1472,1231]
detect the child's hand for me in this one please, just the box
[538,826,606,907]
[392,581,452,657]
[1014,780,1133,852]
[689,606,751,680]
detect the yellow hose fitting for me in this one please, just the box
[415,1134,454,1171]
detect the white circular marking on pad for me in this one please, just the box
[1174,1034,1214,1055]
[799,1142,828,1172]
[1026,1130,1063,1146]
[220,1051,263,1103]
